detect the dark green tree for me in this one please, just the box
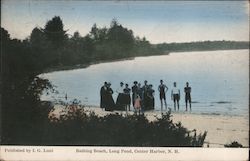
[107,19,134,46]
[43,16,67,46]
[30,27,46,47]
[90,24,108,43]
[43,16,68,66]
[1,27,54,144]
[29,27,54,68]
[106,19,135,58]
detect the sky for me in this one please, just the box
[1,0,249,43]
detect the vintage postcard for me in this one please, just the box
[1,0,249,161]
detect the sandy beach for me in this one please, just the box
[49,105,249,148]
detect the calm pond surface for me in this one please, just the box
[40,49,249,116]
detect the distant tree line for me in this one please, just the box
[156,40,249,53]
[3,16,249,73]
[1,16,248,145]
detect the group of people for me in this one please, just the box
[170,82,192,111]
[100,80,192,115]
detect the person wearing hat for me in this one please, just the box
[137,83,143,112]
[142,80,149,112]
[116,82,125,110]
[123,83,131,114]
[100,82,108,110]
[132,81,139,108]
[105,82,115,111]
[147,84,155,110]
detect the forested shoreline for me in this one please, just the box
[2,16,249,73]
[1,16,248,145]
[43,40,249,73]
[156,41,249,53]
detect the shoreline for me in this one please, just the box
[41,52,168,74]
[42,100,248,118]
[49,105,249,148]
[41,48,248,74]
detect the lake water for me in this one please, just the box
[40,50,249,116]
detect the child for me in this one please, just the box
[134,95,142,115]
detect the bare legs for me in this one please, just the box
[160,99,167,113]
[174,100,179,111]
[185,100,191,111]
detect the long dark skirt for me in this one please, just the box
[143,96,149,111]
[149,97,155,110]
[116,93,126,110]
[100,94,107,109]
[105,94,115,111]
[124,94,131,107]
[144,96,154,111]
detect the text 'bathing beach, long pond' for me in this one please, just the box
[41,49,249,117]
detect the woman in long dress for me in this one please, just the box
[123,84,131,114]
[100,82,108,110]
[105,83,115,111]
[142,80,149,112]
[147,84,155,110]
[116,82,125,111]
[132,81,139,107]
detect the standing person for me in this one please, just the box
[142,80,149,112]
[134,95,142,115]
[123,84,131,115]
[171,82,180,111]
[184,82,192,111]
[137,83,143,99]
[147,84,155,110]
[158,80,168,112]
[137,83,143,112]
[106,82,115,111]
[116,82,125,110]
[100,82,108,110]
[132,81,139,107]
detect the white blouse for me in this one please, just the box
[116,86,124,94]
[172,87,180,94]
